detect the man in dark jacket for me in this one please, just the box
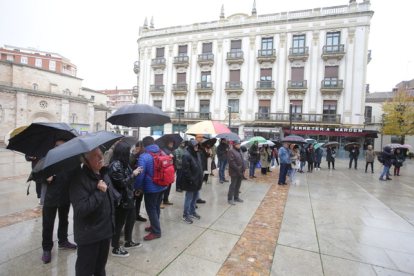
[248,141,260,178]
[70,147,115,276]
[181,140,204,224]
[379,146,394,181]
[216,138,230,183]
[227,140,246,205]
[349,144,360,169]
[40,139,79,264]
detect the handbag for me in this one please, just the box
[397,159,403,163]
[287,164,292,170]
[112,186,122,208]
[211,160,217,170]
[332,154,336,158]
[256,161,262,168]
[267,154,272,162]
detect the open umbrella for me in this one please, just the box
[123,136,139,147]
[6,122,79,157]
[314,143,325,150]
[259,140,275,147]
[216,132,240,141]
[248,136,267,144]
[28,131,123,181]
[106,104,171,127]
[306,139,317,144]
[185,121,231,135]
[155,134,183,151]
[281,135,307,144]
[202,138,217,148]
[402,144,412,149]
[271,140,283,148]
[385,143,403,149]
[322,142,340,148]
[344,142,361,151]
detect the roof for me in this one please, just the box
[4,45,71,62]
[365,91,414,102]
[82,87,107,95]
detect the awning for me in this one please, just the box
[283,128,378,138]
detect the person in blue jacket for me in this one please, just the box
[314,147,323,170]
[379,146,394,181]
[134,136,167,241]
[278,142,291,185]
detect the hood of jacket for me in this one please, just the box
[384,146,391,153]
[145,144,161,153]
[187,143,199,156]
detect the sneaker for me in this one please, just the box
[144,233,161,241]
[145,226,152,232]
[190,212,201,220]
[234,198,244,203]
[124,241,142,249]
[111,247,129,257]
[163,201,174,205]
[182,215,193,224]
[196,199,206,204]
[243,177,247,180]
[223,179,229,182]
[160,204,164,209]
[136,215,147,222]
[228,199,236,205]
[379,178,386,181]
[58,241,77,250]
[41,251,51,264]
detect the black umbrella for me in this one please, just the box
[202,138,217,148]
[216,133,240,141]
[6,122,78,157]
[155,134,183,151]
[344,142,361,151]
[322,142,340,148]
[280,135,307,144]
[123,136,139,147]
[28,131,123,181]
[271,140,283,148]
[106,104,171,127]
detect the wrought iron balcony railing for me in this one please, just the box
[227,51,244,59]
[256,81,275,89]
[321,79,343,88]
[173,56,189,63]
[150,85,165,91]
[196,82,213,89]
[322,44,345,54]
[151,57,166,65]
[258,49,276,57]
[172,83,188,90]
[198,53,214,61]
[225,81,243,89]
[288,80,307,88]
[255,113,341,123]
[165,111,211,120]
[289,47,309,55]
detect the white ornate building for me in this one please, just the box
[135,0,374,143]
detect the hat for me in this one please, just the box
[240,145,247,152]
[233,139,241,145]
[188,140,198,148]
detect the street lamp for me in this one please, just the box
[289,103,293,135]
[176,107,184,135]
[227,105,232,130]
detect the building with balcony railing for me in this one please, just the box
[135,1,374,140]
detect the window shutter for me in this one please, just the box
[291,67,304,80]
[323,100,337,105]
[156,48,164,57]
[325,66,339,78]
[201,71,211,76]
[177,73,186,83]
[155,74,163,84]
[179,45,187,54]
[231,40,242,50]
[200,100,210,105]
[203,43,212,53]
[229,70,241,81]
[259,100,271,107]
[176,100,185,107]
[261,69,272,77]
[290,100,303,106]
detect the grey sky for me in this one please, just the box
[0,0,413,93]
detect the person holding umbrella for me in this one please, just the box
[217,138,230,183]
[278,142,291,185]
[393,148,406,176]
[326,145,336,170]
[306,144,316,173]
[248,141,260,178]
[260,143,272,175]
[314,146,323,170]
[349,144,360,170]
[161,138,176,207]
[227,140,246,205]
[194,134,208,204]
[175,141,187,192]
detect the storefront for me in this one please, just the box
[151,126,164,136]
[244,127,282,140]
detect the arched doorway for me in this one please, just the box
[28,112,58,124]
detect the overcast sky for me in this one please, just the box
[0,0,413,92]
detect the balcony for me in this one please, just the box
[149,84,165,98]
[320,79,344,96]
[257,49,276,64]
[224,81,243,96]
[151,57,166,70]
[287,80,307,96]
[254,113,341,125]
[198,53,214,67]
[226,51,244,65]
[321,45,345,61]
[367,50,372,64]
[288,47,309,62]
[171,83,188,97]
[195,82,214,97]
[165,111,211,122]
[256,81,275,97]
[173,56,189,68]
[133,61,140,74]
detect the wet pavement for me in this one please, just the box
[0,145,413,276]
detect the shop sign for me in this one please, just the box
[292,126,363,133]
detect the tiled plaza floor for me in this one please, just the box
[0,145,414,275]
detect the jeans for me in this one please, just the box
[271,156,279,166]
[76,238,110,276]
[365,162,373,172]
[183,190,198,216]
[278,163,289,184]
[112,207,135,249]
[380,166,390,179]
[228,176,243,200]
[42,204,70,251]
[176,169,183,190]
[218,160,228,180]
[300,161,306,171]
[249,162,257,177]
[349,157,358,169]
[290,169,297,182]
[144,191,164,235]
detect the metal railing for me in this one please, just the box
[151,57,166,65]
[134,61,140,68]
[323,44,345,54]
[289,47,309,55]
[256,81,275,88]
[225,81,243,89]
[321,79,343,88]
[150,85,165,91]
[173,56,189,63]
[255,113,341,123]
[227,51,244,59]
[258,49,276,57]
[198,53,214,61]
[172,83,188,90]
[196,82,213,89]
[288,80,307,88]
[165,111,211,120]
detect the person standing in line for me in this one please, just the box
[26,155,43,201]
[393,148,406,176]
[299,146,307,173]
[195,134,208,204]
[248,141,260,178]
[70,147,115,276]
[278,142,290,185]
[103,138,123,167]
[259,143,272,175]
[240,145,249,180]
[306,144,316,173]
[109,141,142,257]
[217,138,230,183]
[181,140,204,224]
[129,141,147,222]
[379,146,394,181]
[227,140,245,205]
[161,139,176,206]
[175,141,187,192]
[326,145,336,170]
[271,146,279,168]
[364,145,376,173]
[349,144,360,170]
[289,145,300,184]
[314,147,323,170]
[210,143,216,176]
[203,143,213,184]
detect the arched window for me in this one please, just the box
[33,83,38,90]
[64,89,71,95]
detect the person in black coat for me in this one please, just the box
[70,147,116,276]
[216,138,230,183]
[349,144,360,169]
[248,141,260,178]
[26,155,43,199]
[306,144,316,172]
[181,140,204,224]
[299,146,307,173]
[379,146,394,181]
[108,141,141,257]
[326,146,336,170]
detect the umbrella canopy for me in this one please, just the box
[281,135,307,144]
[248,136,267,144]
[202,138,217,148]
[259,140,275,147]
[185,121,231,135]
[6,122,79,157]
[314,143,325,150]
[28,131,123,181]
[216,132,240,141]
[123,136,139,147]
[271,140,283,148]
[106,104,171,127]
[3,126,29,146]
[322,142,340,148]
[344,142,361,151]
[306,139,317,144]
[402,144,412,149]
[385,143,403,149]
[155,134,183,151]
